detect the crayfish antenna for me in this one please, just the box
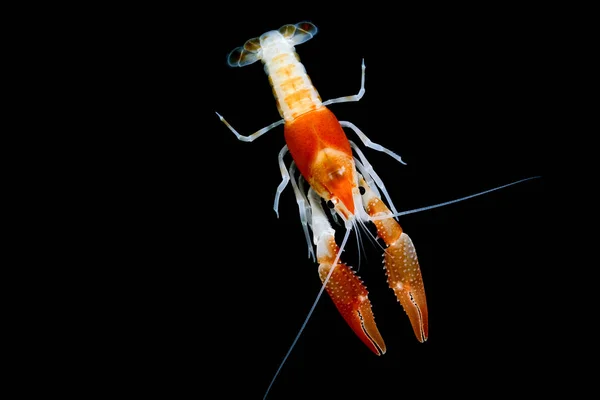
[370,176,542,221]
[263,225,354,400]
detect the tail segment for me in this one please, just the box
[226,21,317,67]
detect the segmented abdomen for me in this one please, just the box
[264,51,322,122]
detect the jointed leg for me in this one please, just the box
[215,112,283,142]
[322,59,366,106]
[288,163,315,261]
[273,145,290,218]
[341,121,406,165]
[351,143,400,217]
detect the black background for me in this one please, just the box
[94,6,568,400]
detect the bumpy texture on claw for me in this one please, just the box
[361,179,429,342]
[318,237,386,355]
[384,232,428,342]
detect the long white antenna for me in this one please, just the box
[263,175,540,398]
[263,227,353,399]
[370,176,541,221]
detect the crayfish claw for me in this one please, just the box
[384,232,428,342]
[318,260,387,355]
[361,178,429,342]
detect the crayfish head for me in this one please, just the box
[309,149,359,221]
